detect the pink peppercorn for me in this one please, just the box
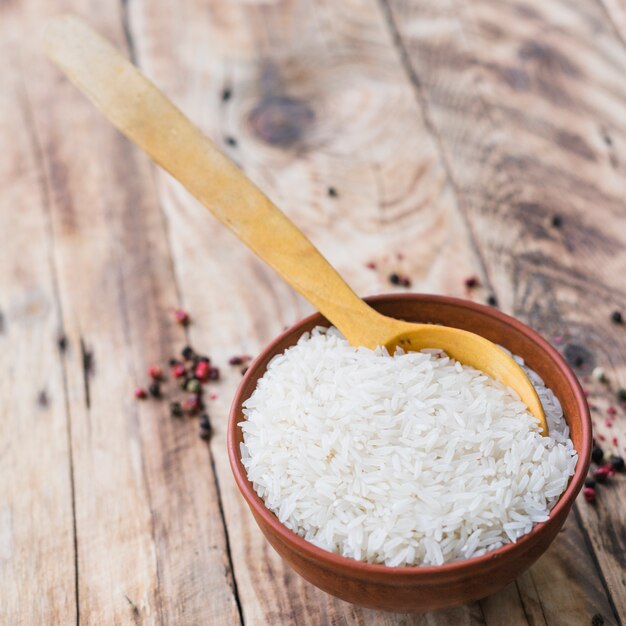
[195,361,210,381]
[593,466,612,483]
[583,487,596,503]
[148,365,163,380]
[607,406,617,416]
[209,393,218,401]
[464,276,479,289]
[228,355,244,366]
[183,394,201,414]
[172,363,186,379]
[134,387,147,399]
[208,366,220,381]
[365,261,377,270]
[174,309,190,325]
[612,436,619,447]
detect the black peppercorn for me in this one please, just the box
[551,214,563,228]
[609,455,624,472]
[616,388,626,403]
[170,401,183,418]
[584,478,596,488]
[591,446,604,464]
[389,273,401,285]
[182,346,195,360]
[327,187,338,198]
[148,381,161,398]
[611,310,623,324]
[221,87,232,102]
[199,414,212,440]
[487,295,498,307]
[225,136,237,147]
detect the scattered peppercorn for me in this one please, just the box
[225,136,237,147]
[134,387,147,399]
[174,309,190,325]
[584,478,596,488]
[611,310,623,324]
[186,378,201,393]
[593,465,611,483]
[172,363,186,379]
[327,186,338,198]
[591,614,605,626]
[195,361,210,381]
[199,414,212,440]
[464,276,479,289]
[148,381,161,398]
[229,355,244,366]
[399,275,411,288]
[389,273,401,285]
[551,214,563,228]
[609,455,624,472]
[184,394,201,414]
[182,346,195,360]
[365,261,377,270]
[148,365,163,380]
[574,355,584,367]
[209,392,218,400]
[208,366,220,381]
[170,401,183,418]
[591,446,604,464]
[617,388,626,402]
[583,487,596,503]
[221,87,232,102]
[487,295,498,307]
[169,357,181,367]
[607,406,617,416]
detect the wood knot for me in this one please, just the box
[248,96,314,147]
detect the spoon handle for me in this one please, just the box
[44,15,388,346]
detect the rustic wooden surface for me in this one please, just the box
[1,0,625,624]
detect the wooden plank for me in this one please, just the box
[0,10,76,625]
[125,0,502,623]
[16,1,241,623]
[383,0,626,622]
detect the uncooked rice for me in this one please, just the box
[239,327,577,566]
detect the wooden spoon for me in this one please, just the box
[44,15,547,434]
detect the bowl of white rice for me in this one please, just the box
[228,294,591,612]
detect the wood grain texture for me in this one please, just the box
[0,11,76,625]
[6,0,241,623]
[384,0,626,622]
[2,0,624,622]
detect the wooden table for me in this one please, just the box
[2,0,625,623]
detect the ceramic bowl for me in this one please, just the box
[227,294,591,612]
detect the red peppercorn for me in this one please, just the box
[464,276,479,289]
[593,466,612,483]
[612,436,619,447]
[172,363,186,379]
[365,261,377,270]
[134,387,147,399]
[228,355,244,366]
[195,361,210,381]
[148,365,163,380]
[208,366,220,381]
[399,275,412,288]
[209,392,218,401]
[174,309,190,325]
[607,406,617,416]
[583,487,596,503]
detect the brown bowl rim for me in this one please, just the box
[228,293,591,580]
